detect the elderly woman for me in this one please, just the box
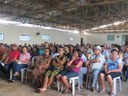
[39,47,66,93]
[99,49,122,96]
[9,46,31,82]
[57,49,83,93]
[32,48,51,90]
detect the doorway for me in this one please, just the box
[80,38,83,46]
[122,35,128,45]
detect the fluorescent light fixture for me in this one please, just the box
[17,23,34,27]
[0,19,126,34]
[0,20,21,25]
[0,19,80,34]
[84,20,127,33]
[113,20,125,26]
[72,30,79,34]
[83,32,88,35]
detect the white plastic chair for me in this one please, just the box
[9,67,27,82]
[113,76,122,95]
[57,80,64,92]
[20,68,27,82]
[10,69,13,80]
[57,76,79,96]
[69,76,79,95]
[25,56,40,83]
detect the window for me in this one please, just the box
[107,35,114,41]
[20,35,31,41]
[69,36,74,41]
[42,34,51,40]
[0,33,4,41]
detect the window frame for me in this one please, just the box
[0,33,4,41]
[19,35,31,41]
[107,35,115,41]
[42,34,51,41]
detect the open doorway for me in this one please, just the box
[80,38,83,46]
[122,35,128,45]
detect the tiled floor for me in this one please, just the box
[0,79,128,96]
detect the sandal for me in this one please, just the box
[8,79,15,83]
[14,72,19,76]
[108,91,114,96]
[90,87,96,92]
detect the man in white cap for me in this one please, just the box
[86,46,105,92]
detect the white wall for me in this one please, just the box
[86,32,128,46]
[2,23,127,47]
[0,24,87,45]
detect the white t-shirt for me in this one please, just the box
[92,54,105,70]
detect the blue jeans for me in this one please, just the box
[92,69,101,88]
[5,62,14,79]
[60,69,78,78]
[5,61,28,80]
[12,63,28,80]
[78,67,87,86]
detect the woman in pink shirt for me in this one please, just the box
[10,46,31,82]
[59,49,83,93]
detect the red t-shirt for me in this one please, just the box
[8,50,20,62]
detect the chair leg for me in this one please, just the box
[21,70,24,82]
[113,79,116,95]
[96,82,99,91]
[89,74,92,89]
[72,79,75,96]
[61,83,64,93]
[85,75,89,89]
[57,81,60,91]
[10,69,13,80]
[119,79,122,91]
[25,71,28,83]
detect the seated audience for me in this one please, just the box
[86,46,105,92]
[64,45,72,60]
[123,45,128,81]
[78,52,87,88]
[0,42,126,96]
[4,44,20,80]
[0,43,6,62]
[101,45,110,60]
[32,48,51,90]
[56,49,83,93]
[99,49,122,96]
[1,46,10,63]
[39,47,66,93]
[11,46,30,82]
